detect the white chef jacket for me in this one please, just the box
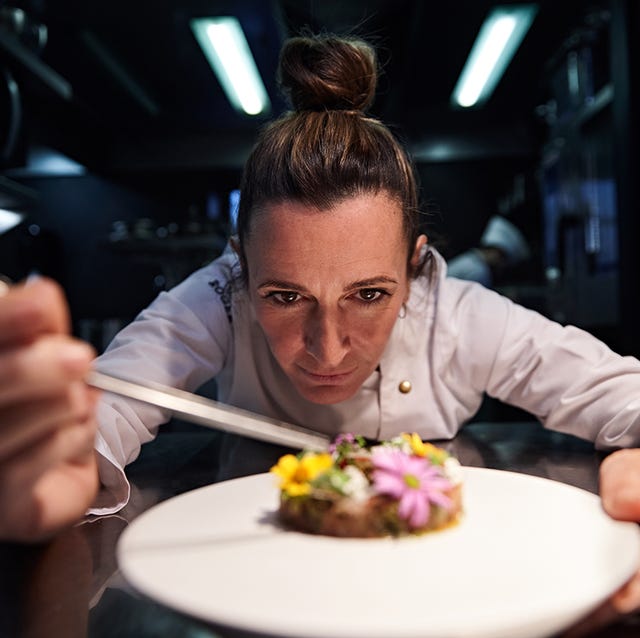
[91,246,640,514]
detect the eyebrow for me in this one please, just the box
[256,276,399,292]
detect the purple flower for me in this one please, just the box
[371,448,452,528]
[329,433,356,454]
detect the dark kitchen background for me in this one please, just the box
[0,0,638,370]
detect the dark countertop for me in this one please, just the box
[1,420,639,638]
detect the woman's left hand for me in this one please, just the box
[599,449,640,613]
[563,448,640,636]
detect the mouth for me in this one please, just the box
[298,366,357,385]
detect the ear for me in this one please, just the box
[410,234,428,271]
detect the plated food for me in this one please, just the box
[270,433,463,537]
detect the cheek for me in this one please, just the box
[255,309,304,360]
[254,297,404,363]
[349,307,401,351]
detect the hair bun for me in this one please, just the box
[278,35,377,112]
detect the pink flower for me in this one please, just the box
[371,448,452,528]
[329,433,356,454]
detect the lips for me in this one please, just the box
[298,366,356,384]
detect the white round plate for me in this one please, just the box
[117,467,640,638]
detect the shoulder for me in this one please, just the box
[411,247,512,325]
[433,256,568,370]
[120,245,244,353]
[164,244,243,324]
[412,248,530,373]
[441,275,511,323]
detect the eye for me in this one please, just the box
[356,288,387,303]
[266,291,301,305]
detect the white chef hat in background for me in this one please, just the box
[480,215,531,265]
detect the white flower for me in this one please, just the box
[342,465,372,500]
[372,436,412,455]
[443,457,463,485]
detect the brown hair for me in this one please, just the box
[236,34,423,274]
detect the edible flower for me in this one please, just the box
[402,432,427,456]
[270,452,333,497]
[329,432,367,457]
[371,448,452,528]
[402,433,449,464]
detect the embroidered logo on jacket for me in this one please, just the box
[208,279,233,323]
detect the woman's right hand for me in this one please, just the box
[0,278,100,542]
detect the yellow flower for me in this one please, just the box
[424,443,448,464]
[402,432,427,456]
[402,433,448,464]
[270,452,333,497]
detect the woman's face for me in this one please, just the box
[244,192,425,405]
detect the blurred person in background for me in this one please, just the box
[447,214,531,288]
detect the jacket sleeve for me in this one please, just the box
[90,263,233,514]
[454,282,640,449]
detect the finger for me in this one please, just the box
[0,415,97,503]
[0,450,99,543]
[612,569,640,614]
[600,449,640,521]
[0,278,70,346]
[0,382,94,460]
[0,418,99,542]
[566,570,640,637]
[561,599,619,637]
[32,449,99,518]
[0,335,95,404]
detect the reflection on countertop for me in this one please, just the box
[1,421,638,638]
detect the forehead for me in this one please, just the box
[245,193,406,276]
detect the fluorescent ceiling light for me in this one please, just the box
[191,16,270,116]
[0,208,24,234]
[451,4,538,108]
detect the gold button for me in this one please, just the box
[398,380,412,394]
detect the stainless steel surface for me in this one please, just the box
[1,422,638,638]
[86,370,330,452]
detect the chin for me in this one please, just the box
[294,382,359,405]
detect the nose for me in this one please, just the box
[304,306,349,367]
